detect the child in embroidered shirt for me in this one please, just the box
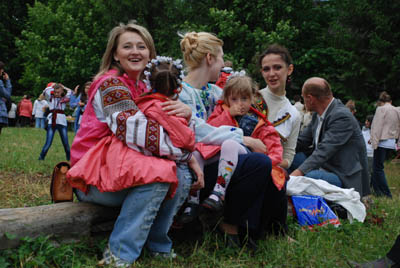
[138,56,204,189]
[181,73,283,220]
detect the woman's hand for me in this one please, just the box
[278,159,289,169]
[161,100,192,120]
[290,169,304,177]
[243,136,267,153]
[2,72,9,80]
[188,156,204,190]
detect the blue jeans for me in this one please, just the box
[35,117,46,129]
[371,147,392,198]
[289,152,342,187]
[305,170,342,187]
[39,124,70,160]
[75,164,192,263]
[74,106,82,133]
[287,152,308,174]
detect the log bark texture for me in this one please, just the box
[0,202,119,249]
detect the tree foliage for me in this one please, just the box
[0,0,35,95]
[10,0,400,119]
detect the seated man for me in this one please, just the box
[290,77,370,198]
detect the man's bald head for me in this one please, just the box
[302,77,332,100]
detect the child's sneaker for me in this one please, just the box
[202,191,224,212]
[149,249,177,259]
[98,246,131,267]
[178,203,199,224]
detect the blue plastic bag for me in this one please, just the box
[291,195,340,229]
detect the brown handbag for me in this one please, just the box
[50,161,73,203]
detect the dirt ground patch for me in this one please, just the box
[0,172,52,208]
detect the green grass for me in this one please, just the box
[1,127,399,267]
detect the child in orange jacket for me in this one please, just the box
[181,73,284,219]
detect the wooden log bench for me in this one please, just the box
[0,202,120,250]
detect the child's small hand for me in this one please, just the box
[229,102,242,117]
[189,156,204,190]
[243,136,267,153]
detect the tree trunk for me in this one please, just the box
[0,202,120,249]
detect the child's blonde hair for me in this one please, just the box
[222,75,259,105]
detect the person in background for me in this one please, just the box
[38,83,72,161]
[369,91,400,198]
[293,94,304,113]
[69,85,81,111]
[73,81,91,133]
[0,61,12,134]
[345,99,357,115]
[7,102,17,127]
[32,94,48,129]
[215,60,233,89]
[362,115,374,180]
[299,106,313,134]
[17,95,33,127]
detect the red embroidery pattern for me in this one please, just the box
[217,176,226,187]
[116,109,138,142]
[100,78,131,107]
[145,119,160,156]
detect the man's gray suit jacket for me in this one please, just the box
[297,99,370,197]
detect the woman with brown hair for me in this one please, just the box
[258,44,301,170]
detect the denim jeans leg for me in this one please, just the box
[57,124,70,161]
[371,147,392,197]
[287,152,307,174]
[39,118,45,129]
[109,183,169,263]
[39,125,56,159]
[75,184,169,263]
[74,108,81,133]
[35,118,40,128]
[305,170,342,187]
[146,164,192,253]
[74,186,128,207]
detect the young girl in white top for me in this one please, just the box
[32,94,48,129]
